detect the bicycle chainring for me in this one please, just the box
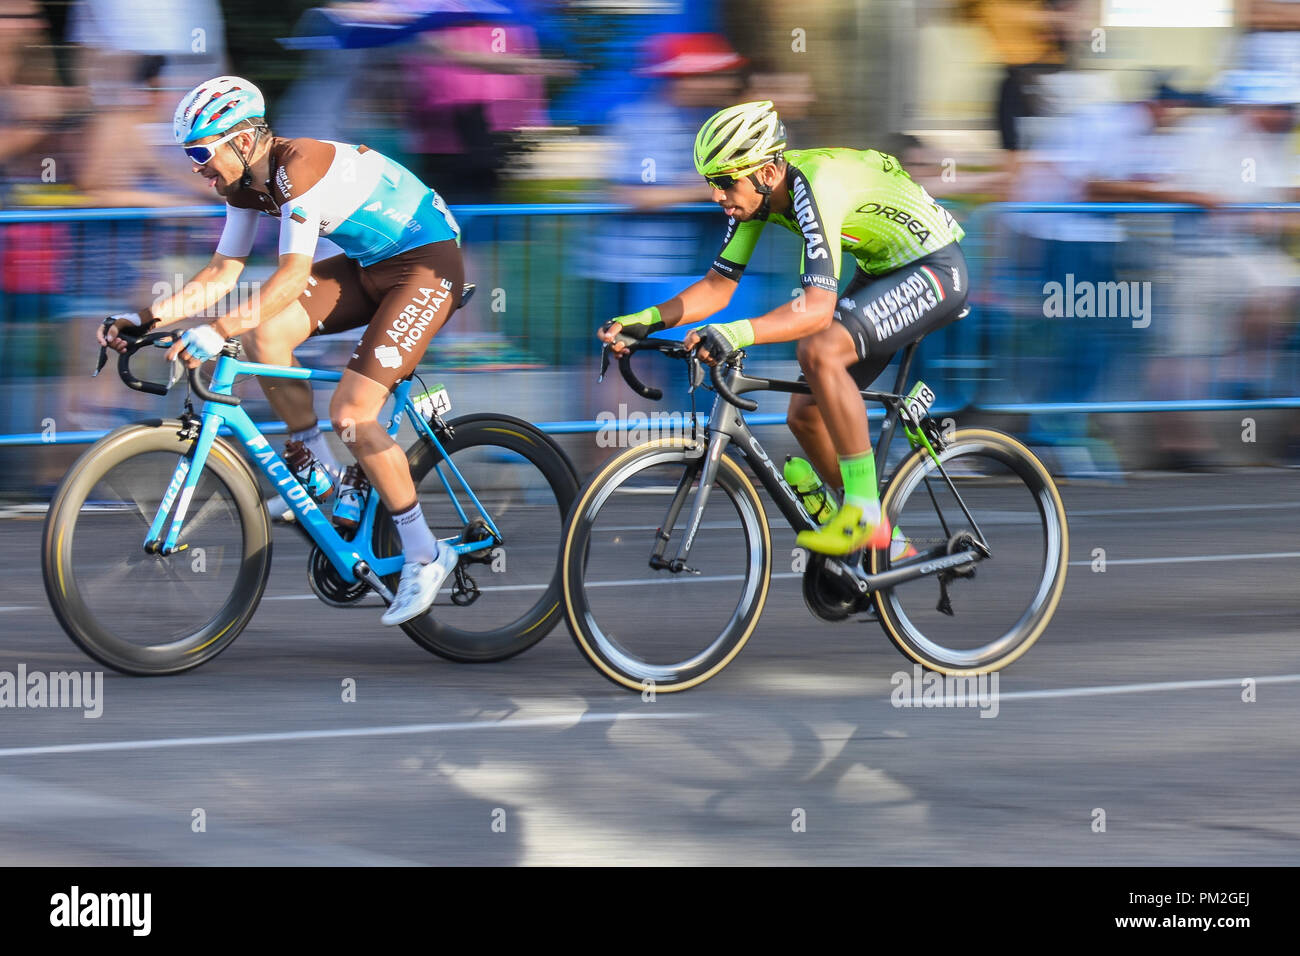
[459,517,497,564]
[802,554,871,622]
[308,545,370,607]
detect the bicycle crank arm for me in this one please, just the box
[352,560,395,605]
[827,558,870,595]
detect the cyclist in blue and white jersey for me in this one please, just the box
[97,76,464,625]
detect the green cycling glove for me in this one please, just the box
[696,319,755,360]
[603,305,665,341]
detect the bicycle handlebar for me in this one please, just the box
[709,361,758,412]
[602,332,761,413]
[616,352,663,402]
[112,330,242,406]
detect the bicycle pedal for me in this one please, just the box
[451,567,481,606]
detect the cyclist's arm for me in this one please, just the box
[688,166,847,354]
[747,286,839,345]
[212,252,313,337]
[146,252,247,329]
[654,270,738,326]
[635,211,770,326]
[212,187,321,335]
[145,202,263,328]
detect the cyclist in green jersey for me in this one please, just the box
[598,100,970,556]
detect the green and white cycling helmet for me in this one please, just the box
[694,100,787,180]
[173,75,266,145]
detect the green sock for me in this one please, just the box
[839,451,878,516]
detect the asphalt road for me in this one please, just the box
[1,470,1298,865]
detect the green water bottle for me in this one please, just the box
[783,456,837,524]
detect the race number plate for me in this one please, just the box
[904,381,935,425]
[413,384,452,421]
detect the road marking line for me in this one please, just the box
[995,674,1300,702]
[1069,501,1300,518]
[0,711,705,759]
[1068,550,1300,567]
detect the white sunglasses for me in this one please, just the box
[183,127,248,166]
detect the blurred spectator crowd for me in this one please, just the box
[3,1,1292,212]
[3,0,1300,480]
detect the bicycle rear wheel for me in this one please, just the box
[42,422,271,675]
[375,414,578,662]
[561,438,771,693]
[870,427,1068,674]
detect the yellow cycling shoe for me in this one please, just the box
[796,504,893,556]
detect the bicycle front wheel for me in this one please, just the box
[42,422,271,675]
[870,427,1068,674]
[376,414,579,662]
[562,438,772,693]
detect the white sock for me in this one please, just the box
[392,502,439,564]
[290,424,340,479]
[843,494,882,526]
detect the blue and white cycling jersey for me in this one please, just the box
[216,138,459,267]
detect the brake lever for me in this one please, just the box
[686,353,705,393]
[93,344,108,377]
[598,343,611,382]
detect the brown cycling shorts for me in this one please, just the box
[301,239,464,390]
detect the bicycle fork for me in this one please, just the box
[144,413,222,555]
[646,431,717,574]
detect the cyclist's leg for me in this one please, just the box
[328,240,464,621]
[245,254,376,432]
[797,323,872,459]
[810,243,971,458]
[240,303,318,431]
[328,240,464,512]
[787,355,887,489]
[796,243,970,554]
[787,265,879,485]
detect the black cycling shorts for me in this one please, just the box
[831,241,970,388]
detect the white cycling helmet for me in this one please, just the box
[173,76,266,145]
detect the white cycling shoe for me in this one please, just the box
[380,546,460,626]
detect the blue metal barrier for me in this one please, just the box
[1,201,1298,453]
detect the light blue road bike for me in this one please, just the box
[42,313,578,675]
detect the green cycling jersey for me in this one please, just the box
[711,147,965,292]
